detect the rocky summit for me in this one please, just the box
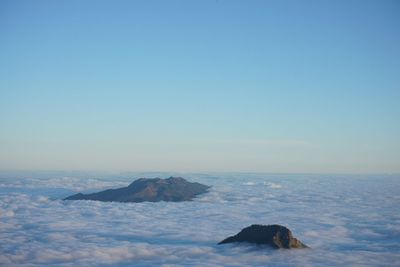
[64,177,210,202]
[218,224,308,249]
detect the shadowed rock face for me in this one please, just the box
[218,224,308,249]
[64,177,210,202]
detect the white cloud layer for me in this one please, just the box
[0,173,399,266]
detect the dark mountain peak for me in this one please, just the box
[165,176,187,183]
[128,177,161,187]
[167,176,184,180]
[218,224,308,249]
[65,177,210,203]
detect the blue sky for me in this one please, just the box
[1,0,399,173]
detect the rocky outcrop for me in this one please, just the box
[64,177,210,202]
[218,224,308,249]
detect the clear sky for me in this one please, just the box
[0,0,399,173]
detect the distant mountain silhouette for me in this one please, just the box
[64,177,210,202]
[218,224,308,249]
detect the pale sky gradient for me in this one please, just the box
[1,0,399,173]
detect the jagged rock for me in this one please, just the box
[64,177,210,202]
[218,224,308,249]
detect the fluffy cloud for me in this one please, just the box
[0,173,399,266]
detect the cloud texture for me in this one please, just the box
[1,173,399,266]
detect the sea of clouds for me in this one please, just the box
[0,172,399,266]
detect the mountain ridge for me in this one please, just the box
[64,176,210,202]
